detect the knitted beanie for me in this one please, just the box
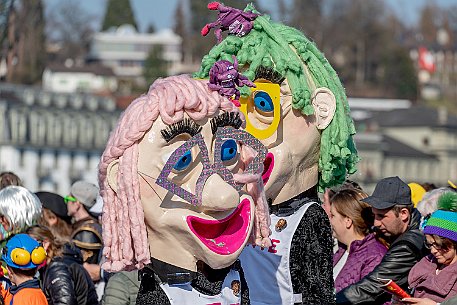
[423,192,457,241]
[424,210,457,241]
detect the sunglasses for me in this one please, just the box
[424,241,446,251]
[64,196,77,204]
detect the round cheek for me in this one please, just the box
[140,189,165,229]
[281,111,320,165]
[138,172,167,213]
[331,219,343,238]
[331,223,340,237]
[138,178,159,201]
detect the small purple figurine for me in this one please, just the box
[201,2,259,44]
[208,55,255,107]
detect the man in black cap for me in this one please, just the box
[336,176,427,304]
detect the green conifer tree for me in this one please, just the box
[102,0,138,31]
[143,45,168,83]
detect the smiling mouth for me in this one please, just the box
[262,152,274,185]
[186,198,251,255]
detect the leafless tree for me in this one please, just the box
[46,0,95,63]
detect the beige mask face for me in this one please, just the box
[245,78,336,204]
[109,111,260,271]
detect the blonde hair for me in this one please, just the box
[331,189,371,236]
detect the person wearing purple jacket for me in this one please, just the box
[330,189,388,292]
[400,192,457,305]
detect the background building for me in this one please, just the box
[351,99,457,190]
[42,63,118,93]
[87,25,182,84]
[0,83,121,193]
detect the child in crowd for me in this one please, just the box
[1,234,48,305]
[27,225,98,305]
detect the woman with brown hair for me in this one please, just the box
[26,225,98,305]
[330,188,388,293]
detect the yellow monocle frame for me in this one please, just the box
[239,82,281,140]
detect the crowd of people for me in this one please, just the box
[0,170,456,305]
[1,3,457,305]
[326,177,457,305]
[0,172,106,305]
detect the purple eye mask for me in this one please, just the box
[156,127,266,206]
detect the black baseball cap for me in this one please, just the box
[35,191,72,224]
[362,176,412,209]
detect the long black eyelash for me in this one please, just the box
[255,66,285,84]
[211,112,243,134]
[161,118,202,143]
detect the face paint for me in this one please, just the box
[239,82,281,139]
[156,127,266,206]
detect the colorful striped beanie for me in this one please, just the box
[423,192,457,241]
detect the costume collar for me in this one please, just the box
[141,258,233,287]
[268,186,318,216]
[144,257,198,285]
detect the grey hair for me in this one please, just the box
[416,187,454,217]
[0,186,42,233]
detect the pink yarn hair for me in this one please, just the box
[99,74,270,272]
[234,145,271,248]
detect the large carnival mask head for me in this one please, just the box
[196,3,359,204]
[99,75,270,272]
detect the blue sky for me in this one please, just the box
[44,0,457,33]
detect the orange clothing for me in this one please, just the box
[3,282,48,305]
[1,285,6,304]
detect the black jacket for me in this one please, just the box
[336,209,427,304]
[42,244,98,305]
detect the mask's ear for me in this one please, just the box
[107,160,119,193]
[311,88,336,130]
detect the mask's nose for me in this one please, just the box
[201,174,240,211]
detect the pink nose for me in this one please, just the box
[201,174,239,211]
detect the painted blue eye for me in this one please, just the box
[254,91,274,113]
[173,150,192,171]
[221,139,238,162]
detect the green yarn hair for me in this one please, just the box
[437,192,457,212]
[194,4,358,192]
